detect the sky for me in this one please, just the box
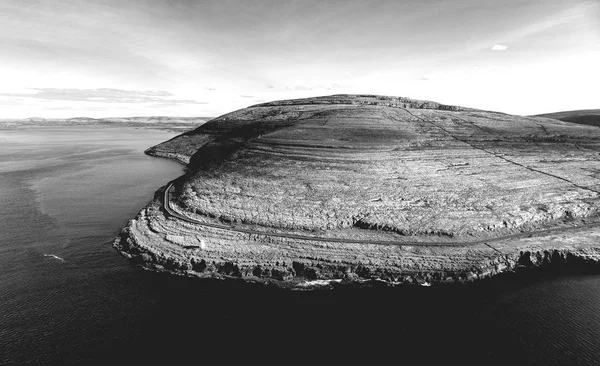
[0,0,598,118]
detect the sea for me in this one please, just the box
[0,125,599,365]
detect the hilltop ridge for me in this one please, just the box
[250,94,473,110]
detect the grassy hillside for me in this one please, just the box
[534,109,600,127]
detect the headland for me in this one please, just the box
[114,95,600,287]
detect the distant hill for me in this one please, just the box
[0,116,213,132]
[534,109,600,128]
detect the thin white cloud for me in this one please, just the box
[0,88,206,105]
[491,44,508,51]
[285,84,345,92]
[286,85,313,91]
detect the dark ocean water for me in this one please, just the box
[1,126,599,365]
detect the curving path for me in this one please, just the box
[162,182,599,248]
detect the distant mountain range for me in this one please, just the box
[0,116,213,132]
[534,109,600,128]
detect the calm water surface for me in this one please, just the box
[0,126,599,365]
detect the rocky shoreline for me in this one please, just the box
[114,94,600,288]
[113,183,600,288]
[144,149,191,166]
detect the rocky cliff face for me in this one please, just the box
[115,94,600,287]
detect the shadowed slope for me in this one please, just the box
[535,109,600,128]
[144,95,472,164]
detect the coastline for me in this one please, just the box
[113,95,600,288]
[113,182,600,288]
[144,149,191,166]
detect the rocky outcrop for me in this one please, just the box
[114,94,600,288]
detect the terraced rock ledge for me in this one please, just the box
[115,94,600,287]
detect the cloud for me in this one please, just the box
[285,84,345,92]
[419,77,429,81]
[343,72,353,77]
[0,97,28,105]
[205,87,217,91]
[240,95,255,98]
[285,85,312,91]
[0,88,206,105]
[267,85,275,89]
[325,84,344,90]
[491,44,508,51]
